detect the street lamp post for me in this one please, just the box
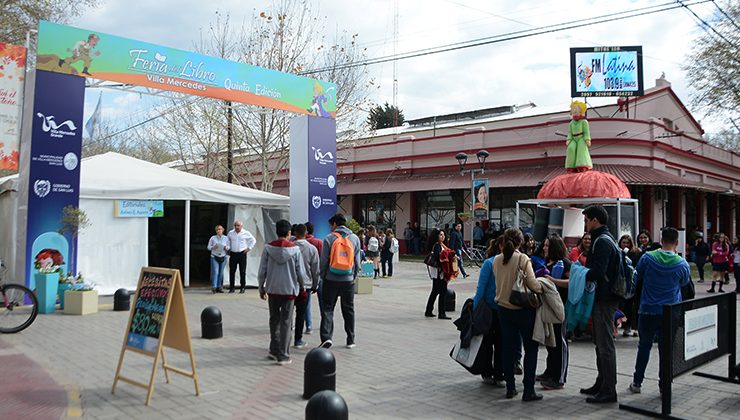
[455,150,489,248]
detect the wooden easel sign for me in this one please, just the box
[112,267,200,405]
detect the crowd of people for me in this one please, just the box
[441,205,722,403]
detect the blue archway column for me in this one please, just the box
[289,116,337,239]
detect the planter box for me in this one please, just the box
[354,276,373,294]
[35,273,60,314]
[63,290,98,315]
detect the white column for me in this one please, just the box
[184,200,190,287]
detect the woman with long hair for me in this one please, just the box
[366,225,381,279]
[425,230,452,320]
[493,228,545,401]
[708,233,730,293]
[637,229,661,253]
[618,234,641,337]
[568,232,591,265]
[380,228,396,277]
[537,234,571,390]
[520,233,536,257]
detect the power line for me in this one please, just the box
[711,0,740,31]
[299,0,710,75]
[678,0,738,48]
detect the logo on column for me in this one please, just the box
[312,195,322,209]
[63,152,79,170]
[33,179,51,197]
[311,147,334,165]
[327,175,336,189]
[36,113,78,139]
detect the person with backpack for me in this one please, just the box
[381,228,398,278]
[628,227,691,395]
[580,205,621,404]
[366,225,381,279]
[257,220,306,366]
[318,213,362,349]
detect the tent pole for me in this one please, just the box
[184,200,191,288]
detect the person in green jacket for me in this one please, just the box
[565,101,593,172]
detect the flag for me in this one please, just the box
[85,92,102,140]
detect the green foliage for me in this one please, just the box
[58,206,91,238]
[0,0,98,45]
[346,218,362,234]
[367,102,405,130]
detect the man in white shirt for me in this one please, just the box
[227,220,257,293]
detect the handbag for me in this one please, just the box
[450,334,484,368]
[508,254,542,309]
[424,252,439,268]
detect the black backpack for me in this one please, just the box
[595,235,637,299]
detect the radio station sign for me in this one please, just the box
[570,46,644,97]
[36,21,337,118]
[115,200,164,218]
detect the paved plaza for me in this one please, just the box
[1,261,739,419]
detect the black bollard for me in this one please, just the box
[303,347,336,399]
[201,306,223,339]
[113,288,132,311]
[445,287,456,312]
[305,390,348,420]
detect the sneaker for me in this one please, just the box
[346,342,356,349]
[294,340,307,349]
[276,358,292,366]
[481,376,504,387]
[629,383,642,394]
[305,328,313,335]
[622,329,633,337]
[267,353,277,361]
[319,339,333,349]
[697,279,705,283]
[632,330,638,337]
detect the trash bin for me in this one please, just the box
[113,288,132,311]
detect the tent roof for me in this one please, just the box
[0,152,289,207]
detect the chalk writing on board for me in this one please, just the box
[127,271,173,353]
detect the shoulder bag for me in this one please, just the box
[508,254,542,309]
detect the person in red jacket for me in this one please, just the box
[708,233,730,293]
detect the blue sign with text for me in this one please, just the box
[307,117,337,240]
[25,70,85,287]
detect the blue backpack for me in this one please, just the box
[595,235,637,299]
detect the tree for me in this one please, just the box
[683,1,740,130]
[0,0,98,45]
[58,205,91,276]
[706,128,740,152]
[367,102,405,130]
[159,2,374,191]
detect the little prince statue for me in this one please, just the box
[565,101,592,172]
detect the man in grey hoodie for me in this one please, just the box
[293,224,320,348]
[319,213,362,349]
[258,219,306,365]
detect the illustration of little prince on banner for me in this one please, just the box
[565,100,592,173]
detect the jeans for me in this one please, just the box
[210,255,226,289]
[411,238,420,255]
[455,249,468,277]
[319,280,355,345]
[591,300,619,396]
[425,277,447,316]
[305,294,313,330]
[696,258,706,281]
[268,296,294,361]
[620,297,636,330]
[632,314,664,386]
[381,253,393,277]
[294,296,308,344]
[229,251,247,290]
[498,306,539,393]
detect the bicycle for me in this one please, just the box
[0,258,39,333]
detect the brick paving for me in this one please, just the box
[0,261,738,419]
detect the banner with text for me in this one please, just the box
[290,116,337,240]
[25,70,85,288]
[36,21,337,118]
[115,200,164,218]
[473,178,489,221]
[0,43,27,170]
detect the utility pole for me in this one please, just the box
[226,100,233,183]
[392,0,399,127]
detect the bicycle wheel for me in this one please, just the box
[0,284,39,333]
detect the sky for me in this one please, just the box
[69,0,725,135]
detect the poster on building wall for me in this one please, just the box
[0,42,26,171]
[570,46,644,97]
[473,178,488,221]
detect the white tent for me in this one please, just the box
[0,152,289,294]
